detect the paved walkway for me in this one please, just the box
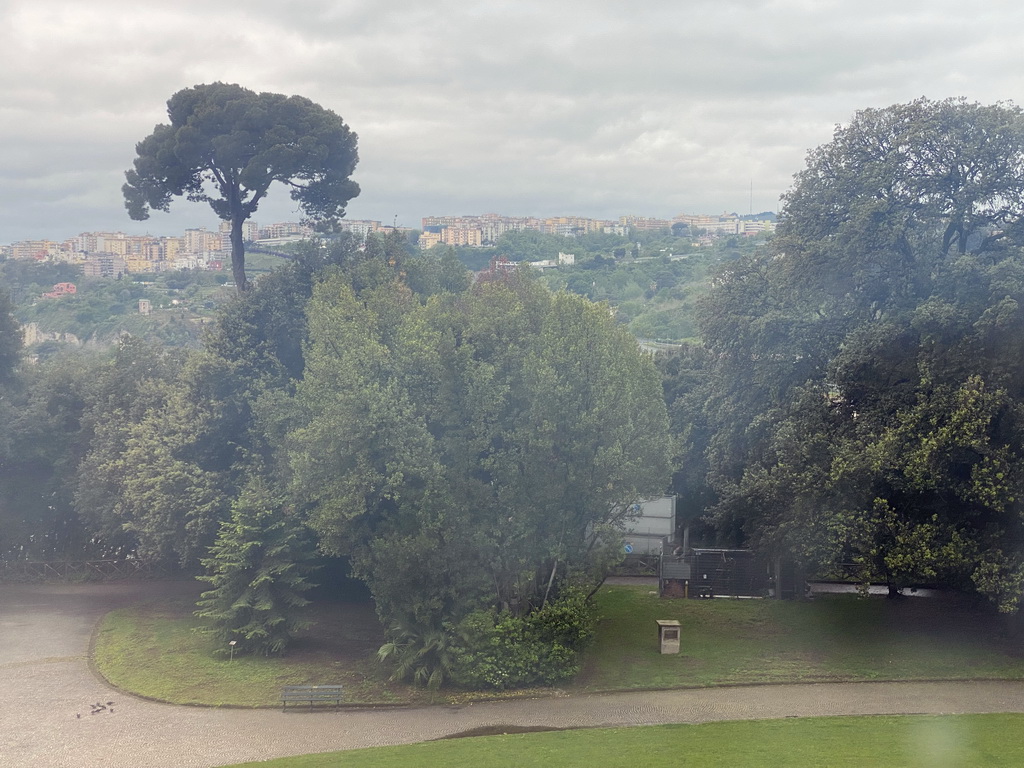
[4,582,1024,768]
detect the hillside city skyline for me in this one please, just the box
[1,209,777,269]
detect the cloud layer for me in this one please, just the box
[3,0,1024,242]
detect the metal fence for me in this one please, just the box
[610,552,661,576]
[0,559,171,582]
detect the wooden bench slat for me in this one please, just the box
[280,685,345,711]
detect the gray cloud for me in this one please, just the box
[3,0,1024,241]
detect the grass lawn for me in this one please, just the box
[576,585,1024,691]
[92,587,408,707]
[93,581,1024,707]
[221,714,1024,767]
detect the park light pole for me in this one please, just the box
[228,639,237,662]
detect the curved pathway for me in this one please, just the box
[4,582,1024,768]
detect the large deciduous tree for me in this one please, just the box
[673,98,1024,608]
[285,269,672,682]
[123,82,359,291]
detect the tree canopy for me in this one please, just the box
[287,269,672,615]
[123,82,359,291]
[0,289,22,383]
[281,266,671,682]
[663,98,1024,608]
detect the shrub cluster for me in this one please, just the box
[450,589,597,690]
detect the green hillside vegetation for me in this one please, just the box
[1,258,234,350]
[442,228,768,342]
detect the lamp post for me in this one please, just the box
[228,639,237,662]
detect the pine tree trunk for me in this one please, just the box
[230,215,248,292]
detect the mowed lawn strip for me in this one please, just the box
[93,583,1024,707]
[576,585,1024,690]
[221,714,1024,768]
[93,595,402,707]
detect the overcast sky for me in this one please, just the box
[3,0,1024,244]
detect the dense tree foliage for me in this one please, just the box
[4,231,658,680]
[195,478,317,655]
[0,288,22,383]
[284,266,671,679]
[664,98,1024,608]
[0,352,98,560]
[124,83,359,291]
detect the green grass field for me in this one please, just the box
[92,583,1024,767]
[92,592,407,707]
[92,582,1024,707]
[579,585,1024,690]
[221,714,1024,768]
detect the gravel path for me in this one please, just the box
[4,581,1024,768]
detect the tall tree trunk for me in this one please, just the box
[230,214,248,292]
[541,558,558,608]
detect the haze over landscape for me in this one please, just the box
[10,5,1024,766]
[4,0,1024,243]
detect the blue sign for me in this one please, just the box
[624,543,634,554]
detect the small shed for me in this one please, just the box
[660,548,768,599]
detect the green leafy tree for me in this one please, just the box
[0,289,22,383]
[404,245,470,298]
[0,351,101,559]
[195,479,316,655]
[73,344,236,566]
[683,98,1024,608]
[287,269,672,684]
[828,376,1023,602]
[123,82,360,291]
[495,230,574,262]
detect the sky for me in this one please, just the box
[3,0,1024,244]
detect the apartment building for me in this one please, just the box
[11,240,60,260]
[619,216,674,231]
[258,222,312,240]
[339,219,383,239]
[82,254,127,278]
[420,213,607,248]
[218,220,261,248]
[183,227,223,255]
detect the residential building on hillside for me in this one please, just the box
[338,219,383,239]
[42,282,77,298]
[11,240,60,260]
[258,221,312,240]
[218,220,260,245]
[418,230,443,249]
[619,216,673,231]
[82,254,126,278]
[183,227,222,255]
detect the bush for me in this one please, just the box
[377,617,460,691]
[450,589,597,690]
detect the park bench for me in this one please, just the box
[280,684,345,711]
